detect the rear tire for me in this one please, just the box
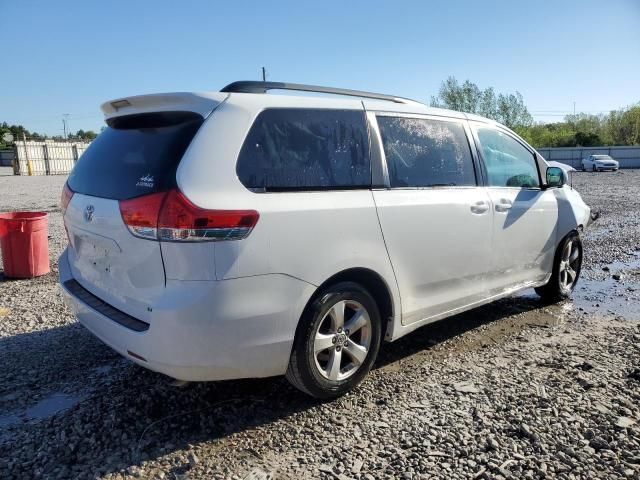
[286,282,382,399]
[535,232,582,302]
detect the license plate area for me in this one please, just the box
[73,229,121,275]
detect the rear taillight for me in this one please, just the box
[119,191,167,240]
[61,183,74,215]
[119,189,259,242]
[158,190,259,241]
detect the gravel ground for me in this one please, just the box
[0,170,639,480]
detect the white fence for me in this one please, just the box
[536,146,640,169]
[9,140,640,175]
[13,140,91,175]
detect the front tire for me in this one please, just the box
[286,282,382,399]
[535,232,583,302]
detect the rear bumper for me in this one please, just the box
[58,248,315,381]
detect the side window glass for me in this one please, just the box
[376,116,476,188]
[476,128,540,188]
[236,109,370,191]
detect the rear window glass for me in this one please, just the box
[67,111,203,200]
[236,108,370,191]
[377,116,476,188]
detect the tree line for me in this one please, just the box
[2,79,638,150]
[430,76,639,148]
[0,122,97,149]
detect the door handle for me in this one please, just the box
[470,200,489,214]
[495,199,513,212]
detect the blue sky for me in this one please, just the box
[1,0,638,136]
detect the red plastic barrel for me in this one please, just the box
[0,212,50,278]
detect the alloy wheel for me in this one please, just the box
[313,300,372,381]
[559,239,580,290]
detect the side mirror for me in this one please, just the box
[546,166,565,187]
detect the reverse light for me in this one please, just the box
[158,190,259,241]
[61,183,74,215]
[119,189,259,242]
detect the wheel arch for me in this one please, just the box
[536,227,583,301]
[300,267,396,342]
[555,228,582,260]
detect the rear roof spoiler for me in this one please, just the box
[101,92,228,119]
[221,81,422,105]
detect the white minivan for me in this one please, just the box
[59,82,592,398]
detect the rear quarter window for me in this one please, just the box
[67,111,203,200]
[236,108,371,191]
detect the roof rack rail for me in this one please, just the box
[220,81,421,105]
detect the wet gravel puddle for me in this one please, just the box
[0,392,84,429]
[380,255,640,374]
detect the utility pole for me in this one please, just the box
[63,113,70,139]
[22,131,33,176]
[573,102,576,115]
[261,66,267,82]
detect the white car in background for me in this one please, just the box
[581,154,619,171]
[58,81,592,399]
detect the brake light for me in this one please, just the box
[158,190,259,241]
[60,183,74,215]
[119,189,259,242]
[119,191,167,240]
